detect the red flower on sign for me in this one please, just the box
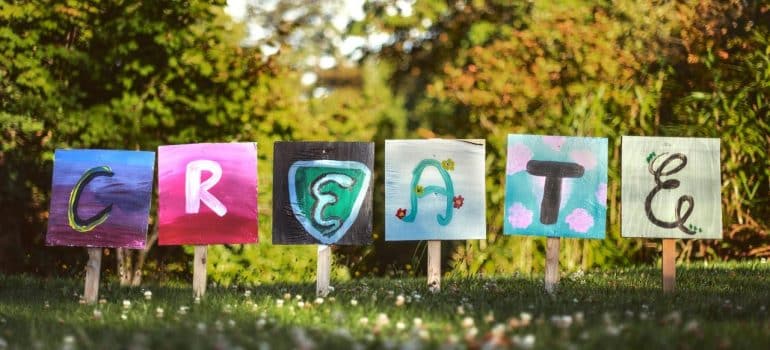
[395,208,407,220]
[453,195,464,209]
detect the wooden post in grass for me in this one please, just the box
[317,245,331,297]
[193,245,207,298]
[662,239,676,293]
[544,237,560,294]
[84,248,102,304]
[427,240,441,292]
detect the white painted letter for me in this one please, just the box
[185,160,227,217]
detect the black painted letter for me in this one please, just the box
[526,160,585,224]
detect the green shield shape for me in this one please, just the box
[288,160,371,244]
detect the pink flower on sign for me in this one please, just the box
[507,203,533,229]
[507,144,533,175]
[565,208,594,233]
[569,150,597,170]
[542,136,566,151]
[595,183,607,206]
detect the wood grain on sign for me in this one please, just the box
[385,139,486,241]
[46,149,156,249]
[272,142,374,245]
[503,135,608,239]
[158,143,258,245]
[621,136,722,239]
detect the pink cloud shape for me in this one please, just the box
[569,150,597,171]
[595,183,607,206]
[507,202,533,229]
[542,136,566,151]
[507,143,533,175]
[565,208,594,233]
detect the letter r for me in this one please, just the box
[185,160,227,217]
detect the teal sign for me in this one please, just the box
[288,160,371,244]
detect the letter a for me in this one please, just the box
[185,160,227,217]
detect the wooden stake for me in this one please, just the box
[662,239,676,293]
[427,240,441,292]
[316,245,331,297]
[84,248,102,304]
[544,237,560,294]
[193,245,207,299]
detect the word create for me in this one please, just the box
[622,136,722,239]
[47,149,155,249]
[158,143,258,245]
[504,135,608,239]
[385,139,486,241]
[273,142,374,245]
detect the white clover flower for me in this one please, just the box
[276,299,285,308]
[574,311,585,324]
[512,334,535,349]
[143,291,152,300]
[178,306,189,315]
[418,329,430,340]
[314,297,324,305]
[155,307,164,318]
[465,327,478,339]
[120,313,128,320]
[283,293,291,300]
[122,300,131,309]
[395,295,405,307]
[194,297,201,304]
[350,299,358,306]
[551,315,573,329]
[491,323,506,338]
[520,312,532,325]
[376,313,390,326]
[358,317,369,326]
[92,309,102,319]
[461,317,474,329]
[98,299,107,305]
[412,317,423,328]
[456,305,465,315]
[244,290,252,298]
[396,321,406,330]
[297,301,305,308]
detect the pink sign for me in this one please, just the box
[158,143,258,245]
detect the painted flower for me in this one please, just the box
[569,150,598,170]
[507,203,533,229]
[565,208,594,233]
[395,208,407,220]
[415,185,425,196]
[453,195,465,209]
[595,183,607,206]
[507,143,533,174]
[442,158,455,171]
[543,136,566,151]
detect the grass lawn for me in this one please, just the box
[1,261,769,349]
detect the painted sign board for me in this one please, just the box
[158,142,258,245]
[385,139,486,241]
[272,142,374,245]
[621,136,722,239]
[46,149,155,248]
[503,135,608,239]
